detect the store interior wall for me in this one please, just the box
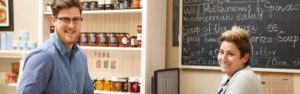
[165,0,300,94]
[2,0,300,94]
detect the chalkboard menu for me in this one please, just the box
[182,0,300,70]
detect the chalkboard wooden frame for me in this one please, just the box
[179,0,300,73]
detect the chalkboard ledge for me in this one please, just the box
[252,68,300,73]
[180,65,220,70]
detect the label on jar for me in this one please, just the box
[130,38,136,46]
[90,36,96,44]
[121,37,128,44]
[137,34,142,40]
[81,37,87,43]
[100,37,106,43]
[110,37,116,43]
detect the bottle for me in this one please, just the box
[136,25,142,47]
[50,25,55,37]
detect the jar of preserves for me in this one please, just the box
[105,0,113,10]
[114,0,121,10]
[97,32,108,47]
[88,32,96,46]
[103,77,111,91]
[90,1,98,10]
[129,78,140,93]
[95,77,105,91]
[109,33,118,47]
[80,32,88,46]
[98,0,105,10]
[111,77,121,92]
[132,0,140,9]
[124,0,132,9]
[130,35,137,47]
[118,33,129,47]
[119,77,129,92]
[82,2,90,10]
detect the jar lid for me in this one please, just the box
[111,77,120,81]
[104,77,111,81]
[129,78,139,82]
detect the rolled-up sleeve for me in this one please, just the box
[16,51,53,94]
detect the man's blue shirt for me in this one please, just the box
[16,34,94,94]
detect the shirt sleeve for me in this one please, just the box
[82,50,94,94]
[16,51,53,94]
[83,70,94,94]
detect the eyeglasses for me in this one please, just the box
[57,17,83,25]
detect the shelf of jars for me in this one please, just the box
[44,9,142,15]
[81,46,141,51]
[94,90,140,94]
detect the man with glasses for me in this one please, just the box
[16,0,94,94]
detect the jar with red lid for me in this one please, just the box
[98,32,108,47]
[129,78,140,93]
[132,0,140,9]
[119,33,129,47]
[108,33,118,47]
[88,32,97,46]
[80,32,88,46]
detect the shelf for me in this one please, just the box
[81,46,141,51]
[94,90,139,94]
[44,9,142,15]
[7,83,17,87]
[0,50,30,59]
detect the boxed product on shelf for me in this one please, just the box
[0,32,12,50]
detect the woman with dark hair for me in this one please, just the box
[217,26,263,94]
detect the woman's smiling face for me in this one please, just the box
[218,41,249,78]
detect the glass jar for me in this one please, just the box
[119,77,129,92]
[124,0,132,9]
[80,32,88,46]
[109,33,118,47]
[103,77,111,91]
[82,2,90,10]
[130,35,137,47]
[114,0,121,10]
[132,0,140,9]
[111,77,121,92]
[90,1,98,10]
[105,0,113,10]
[129,78,140,93]
[95,77,105,91]
[118,33,129,47]
[97,32,107,47]
[88,32,96,46]
[98,0,105,10]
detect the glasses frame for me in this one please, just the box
[56,16,83,25]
